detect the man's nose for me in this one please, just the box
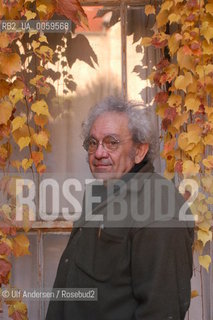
[94,143,108,158]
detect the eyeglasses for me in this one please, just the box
[83,135,132,153]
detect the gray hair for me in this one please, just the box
[82,96,159,161]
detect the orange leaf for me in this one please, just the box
[55,0,88,27]
[32,151,43,166]
[156,8,169,28]
[0,80,11,99]
[0,258,11,285]
[191,290,199,298]
[34,114,48,128]
[145,5,156,15]
[11,160,21,171]
[0,33,10,48]
[37,163,46,174]
[12,234,30,257]
[33,131,48,148]
[0,53,21,77]
[0,101,13,125]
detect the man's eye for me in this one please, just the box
[109,140,118,145]
[89,140,98,146]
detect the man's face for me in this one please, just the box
[88,112,142,180]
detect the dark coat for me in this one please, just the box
[46,162,194,320]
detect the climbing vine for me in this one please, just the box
[0,0,88,318]
[142,0,212,277]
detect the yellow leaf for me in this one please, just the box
[178,131,201,152]
[204,133,213,145]
[8,301,28,318]
[186,142,204,162]
[12,124,35,144]
[12,234,30,257]
[12,116,26,132]
[201,175,213,192]
[206,3,213,15]
[9,88,24,105]
[0,101,13,125]
[164,64,178,82]
[191,290,199,298]
[187,123,202,135]
[174,72,192,92]
[156,103,168,118]
[164,169,175,180]
[29,30,38,37]
[203,155,213,169]
[39,34,48,43]
[198,220,211,232]
[168,33,182,56]
[168,94,182,107]
[35,45,53,61]
[202,40,213,55]
[25,10,36,20]
[161,0,173,11]
[182,160,200,177]
[140,37,152,47]
[17,137,31,151]
[37,4,47,13]
[168,13,181,24]
[206,196,213,204]
[0,53,21,77]
[31,99,50,117]
[32,40,40,50]
[197,230,212,246]
[173,113,188,130]
[201,21,213,43]
[185,94,200,112]
[197,203,208,214]
[157,9,169,28]
[22,158,33,171]
[145,5,155,15]
[206,211,212,220]
[198,255,212,272]
[177,47,195,71]
[33,131,48,148]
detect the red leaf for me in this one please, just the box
[0,241,12,256]
[182,45,192,56]
[155,92,168,103]
[161,118,171,131]
[185,13,196,22]
[175,160,183,173]
[54,0,88,27]
[156,59,170,70]
[164,107,177,121]
[151,38,168,48]
[0,259,11,285]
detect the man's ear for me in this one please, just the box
[135,143,149,164]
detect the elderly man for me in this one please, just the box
[46,96,194,320]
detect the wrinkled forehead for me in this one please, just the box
[89,111,131,138]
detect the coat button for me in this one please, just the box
[79,227,82,231]
[64,258,69,263]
